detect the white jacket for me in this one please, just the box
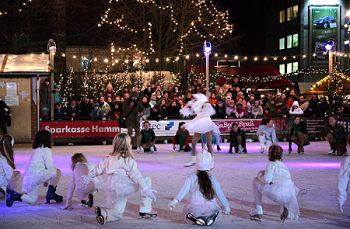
[175,173,230,212]
[0,155,13,187]
[338,156,350,207]
[22,147,57,193]
[88,155,149,195]
[67,162,99,201]
[261,161,294,186]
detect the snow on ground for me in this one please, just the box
[1,142,350,229]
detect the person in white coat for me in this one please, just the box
[63,153,102,209]
[250,145,300,222]
[0,135,20,200]
[87,133,157,225]
[337,156,350,212]
[180,93,220,167]
[6,130,63,207]
[257,118,278,154]
[289,101,304,115]
[168,149,231,226]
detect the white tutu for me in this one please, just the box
[185,116,220,134]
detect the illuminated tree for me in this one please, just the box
[99,0,234,59]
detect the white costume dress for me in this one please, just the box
[66,162,102,202]
[180,94,219,134]
[253,161,300,219]
[0,155,20,190]
[88,155,154,222]
[22,147,61,204]
[174,173,230,223]
[337,156,350,209]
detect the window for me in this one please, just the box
[286,63,293,73]
[279,10,286,23]
[81,56,92,70]
[292,33,298,47]
[292,62,298,72]
[279,38,285,50]
[293,5,298,19]
[279,64,285,74]
[287,35,292,48]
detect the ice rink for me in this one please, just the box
[1,141,350,229]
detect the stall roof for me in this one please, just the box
[0,54,49,76]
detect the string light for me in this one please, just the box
[0,0,33,16]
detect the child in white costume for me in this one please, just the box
[337,156,350,212]
[169,149,231,226]
[6,130,63,207]
[180,93,219,167]
[87,133,157,225]
[0,135,20,199]
[250,145,300,222]
[63,153,102,209]
[257,118,278,154]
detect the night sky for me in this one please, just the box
[215,0,265,55]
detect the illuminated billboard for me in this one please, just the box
[310,6,340,60]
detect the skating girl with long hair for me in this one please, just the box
[63,153,102,209]
[6,130,63,207]
[169,149,230,226]
[87,133,157,225]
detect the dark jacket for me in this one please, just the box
[141,128,156,144]
[229,128,246,148]
[325,123,347,145]
[122,99,144,128]
[289,121,308,138]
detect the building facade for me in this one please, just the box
[265,0,350,78]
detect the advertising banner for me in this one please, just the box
[39,121,120,139]
[310,6,339,60]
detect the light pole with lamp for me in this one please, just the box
[203,41,212,97]
[325,40,335,82]
[47,39,56,121]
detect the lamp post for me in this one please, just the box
[203,41,212,96]
[325,40,335,82]
[47,39,56,121]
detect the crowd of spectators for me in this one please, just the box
[47,77,350,121]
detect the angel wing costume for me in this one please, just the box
[180,94,220,134]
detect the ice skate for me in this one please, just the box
[250,209,263,222]
[328,149,335,155]
[186,213,205,226]
[139,211,157,219]
[280,207,289,222]
[216,145,221,151]
[260,146,264,154]
[137,147,144,154]
[6,187,22,207]
[206,210,219,226]
[185,156,196,167]
[46,185,63,204]
[81,193,94,208]
[95,207,105,225]
[238,145,244,154]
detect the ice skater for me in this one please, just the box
[168,149,231,226]
[0,135,20,199]
[63,153,102,209]
[173,122,192,152]
[337,154,350,212]
[6,130,63,207]
[250,145,300,222]
[180,93,219,167]
[257,118,278,154]
[86,133,157,225]
[228,123,247,154]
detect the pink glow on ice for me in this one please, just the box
[285,162,340,170]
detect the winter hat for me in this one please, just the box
[196,148,214,171]
[292,101,300,107]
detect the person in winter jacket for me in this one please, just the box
[168,149,231,226]
[250,145,300,222]
[325,115,347,156]
[173,122,192,152]
[87,133,157,225]
[289,101,303,115]
[288,115,309,154]
[228,123,247,154]
[140,121,157,153]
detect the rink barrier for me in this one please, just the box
[39,115,332,143]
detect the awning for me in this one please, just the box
[0,54,49,74]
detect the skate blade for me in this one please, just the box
[139,212,157,219]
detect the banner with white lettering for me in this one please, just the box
[39,121,120,138]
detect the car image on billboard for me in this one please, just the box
[313,16,336,29]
